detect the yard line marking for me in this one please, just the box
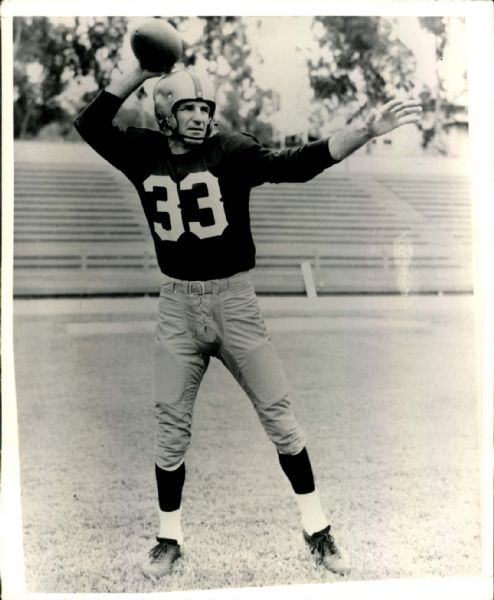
[65,321,155,335]
[14,294,475,317]
[65,317,431,336]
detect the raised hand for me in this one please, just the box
[366,99,423,137]
[107,58,164,99]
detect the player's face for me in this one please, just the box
[174,101,212,144]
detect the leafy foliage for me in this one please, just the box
[309,17,416,123]
[12,15,464,150]
[170,16,258,132]
[13,17,127,138]
[418,17,447,60]
[416,17,464,154]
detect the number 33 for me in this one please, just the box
[144,172,228,242]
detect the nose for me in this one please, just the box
[192,107,206,122]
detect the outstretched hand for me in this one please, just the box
[327,98,423,161]
[366,99,423,138]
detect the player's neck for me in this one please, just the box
[168,137,190,155]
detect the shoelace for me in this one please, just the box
[308,526,338,558]
[149,541,172,560]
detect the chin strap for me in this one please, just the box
[178,135,206,145]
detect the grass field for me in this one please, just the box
[12,296,483,594]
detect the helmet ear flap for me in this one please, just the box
[155,110,166,130]
[205,118,214,138]
[155,110,176,136]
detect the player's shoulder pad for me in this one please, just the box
[213,130,261,154]
[124,126,165,151]
[126,125,161,139]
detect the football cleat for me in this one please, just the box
[303,525,351,575]
[141,537,181,580]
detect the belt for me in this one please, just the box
[162,271,251,295]
[165,278,230,295]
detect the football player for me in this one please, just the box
[75,60,421,580]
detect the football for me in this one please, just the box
[130,18,183,72]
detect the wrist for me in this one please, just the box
[327,122,375,161]
[107,64,148,98]
[364,113,379,139]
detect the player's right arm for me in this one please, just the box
[74,62,160,175]
[106,63,159,99]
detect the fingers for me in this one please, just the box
[387,100,423,114]
[381,99,403,112]
[382,102,423,129]
[396,114,422,126]
[393,106,423,119]
[381,98,422,115]
[143,69,165,79]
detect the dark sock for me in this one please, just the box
[278,447,316,494]
[155,462,186,512]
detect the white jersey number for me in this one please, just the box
[144,172,228,242]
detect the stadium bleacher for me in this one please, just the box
[12,142,473,296]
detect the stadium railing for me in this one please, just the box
[12,142,473,296]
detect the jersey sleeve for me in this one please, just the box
[218,131,340,188]
[74,90,149,180]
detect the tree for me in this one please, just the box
[417,16,466,154]
[167,16,259,132]
[13,16,265,140]
[13,17,127,138]
[309,17,416,125]
[13,16,425,145]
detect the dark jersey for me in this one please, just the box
[74,90,339,280]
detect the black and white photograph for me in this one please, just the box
[1,1,493,599]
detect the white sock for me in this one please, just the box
[158,508,183,545]
[294,490,329,535]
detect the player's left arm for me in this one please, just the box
[328,99,423,161]
[224,99,421,187]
